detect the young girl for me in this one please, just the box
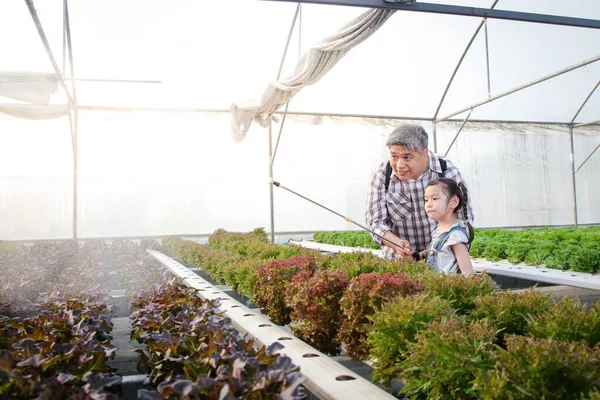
[421,178,474,276]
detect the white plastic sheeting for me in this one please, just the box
[1,111,598,240]
[0,104,69,120]
[0,72,58,104]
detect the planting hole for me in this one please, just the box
[571,275,577,277]
[541,270,548,273]
[258,324,271,327]
[302,353,320,358]
[243,314,254,317]
[220,298,229,301]
[231,305,241,308]
[335,375,356,381]
[278,337,293,341]
[197,289,205,292]
[212,292,220,294]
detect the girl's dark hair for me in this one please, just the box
[427,178,474,244]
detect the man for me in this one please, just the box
[365,124,474,260]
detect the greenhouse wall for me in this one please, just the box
[0,110,598,240]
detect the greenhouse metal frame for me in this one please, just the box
[2,0,600,240]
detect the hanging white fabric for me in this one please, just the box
[230,8,395,142]
[0,104,69,120]
[0,72,59,105]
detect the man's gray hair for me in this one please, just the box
[385,124,429,152]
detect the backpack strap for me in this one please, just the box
[384,161,393,191]
[439,158,447,178]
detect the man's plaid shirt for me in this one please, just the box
[365,151,474,260]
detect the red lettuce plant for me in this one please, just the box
[0,297,120,399]
[338,272,424,360]
[254,256,317,326]
[285,269,349,356]
[130,283,307,399]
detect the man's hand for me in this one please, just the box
[395,241,414,258]
[382,231,414,258]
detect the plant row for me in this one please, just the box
[0,296,121,399]
[470,226,600,273]
[0,239,169,315]
[312,230,380,249]
[369,289,600,399]
[0,239,171,398]
[311,226,600,273]
[129,281,307,399]
[163,229,600,399]
[163,231,488,356]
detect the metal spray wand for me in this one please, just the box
[269,179,409,251]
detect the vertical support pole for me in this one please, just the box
[432,121,437,153]
[26,0,79,238]
[569,125,578,227]
[71,110,78,239]
[268,118,276,242]
[65,0,79,239]
[63,0,76,239]
[484,18,491,97]
[266,4,300,243]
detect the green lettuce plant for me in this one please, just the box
[367,294,455,387]
[570,245,600,273]
[528,297,600,347]
[313,230,380,249]
[338,272,423,360]
[400,317,496,399]
[468,288,550,346]
[422,273,497,314]
[474,335,600,399]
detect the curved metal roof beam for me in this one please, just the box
[575,141,600,173]
[570,79,600,124]
[437,54,600,122]
[25,0,74,107]
[266,0,600,30]
[271,4,301,166]
[444,108,472,157]
[432,0,499,121]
